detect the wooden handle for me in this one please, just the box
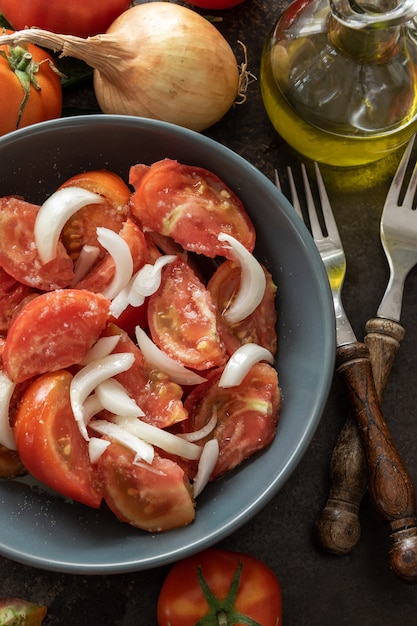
[315,318,405,555]
[315,413,366,554]
[364,318,405,395]
[336,341,417,584]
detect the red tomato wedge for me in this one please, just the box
[58,170,131,261]
[0,267,35,334]
[184,363,281,480]
[3,289,110,383]
[129,159,255,258]
[109,301,149,336]
[0,197,74,290]
[208,260,278,356]
[97,442,195,532]
[13,370,102,508]
[148,258,227,371]
[0,445,26,478]
[59,169,131,210]
[75,218,147,294]
[103,325,188,428]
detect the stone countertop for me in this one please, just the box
[2,0,417,623]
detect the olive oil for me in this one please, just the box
[260,0,417,168]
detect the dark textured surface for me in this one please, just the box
[2,0,417,623]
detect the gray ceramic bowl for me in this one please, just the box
[0,115,335,573]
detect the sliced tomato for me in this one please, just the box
[0,196,74,290]
[3,289,110,383]
[103,325,188,428]
[13,370,102,507]
[0,445,26,478]
[75,218,147,295]
[109,301,149,336]
[0,267,37,334]
[208,260,278,356]
[59,169,131,210]
[129,159,255,258]
[59,170,131,261]
[97,442,195,532]
[147,258,227,371]
[184,363,281,480]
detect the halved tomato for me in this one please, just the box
[147,258,227,371]
[0,197,74,290]
[13,370,102,507]
[3,289,110,383]
[184,363,281,480]
[129,159,255,258]
[97,441,195,532]
[208,260,278,356]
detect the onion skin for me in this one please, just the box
[0,3,240,132]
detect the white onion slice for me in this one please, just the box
[193,439,219,497]
[180,409,217,442]
[113,415,202,461]
[70,352,135,440]
[135,326,207,386]
[71,244,100,286]
[89,419,154,465]
[218,343,274,388]
[80,335,121,365]
[88,437,111,464]
[109,279,133,318]
[96,227,134,299]
[82,393,104,423]
[34,186,103,264]
[0,371,16,450]
[129,255,176,306]
[218,233,266,324]
[95,378,145,418]
[109,255,176,318]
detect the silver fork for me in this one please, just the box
[282,161,417,584]
[316,138,417,554]
[316,137,417,558]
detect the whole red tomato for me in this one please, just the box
[0,0,131,37]
[157,548,282,626]
[184,0,246,7]
[0,32,62,137]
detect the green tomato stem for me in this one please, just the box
[0,43,60,129]
[195,561,262,626]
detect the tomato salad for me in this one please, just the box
[0,159,281,532]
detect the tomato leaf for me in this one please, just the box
[0,13,13,29]
[0,597,47,625]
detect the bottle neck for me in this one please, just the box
[328,14,401,63]
[330,0,417,28]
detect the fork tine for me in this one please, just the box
[287,167,303,219]
[301,163,324,241]
[385,134,416,206]
[274,169,281,192]
[403,159,417,210]
[312,162,343,247]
